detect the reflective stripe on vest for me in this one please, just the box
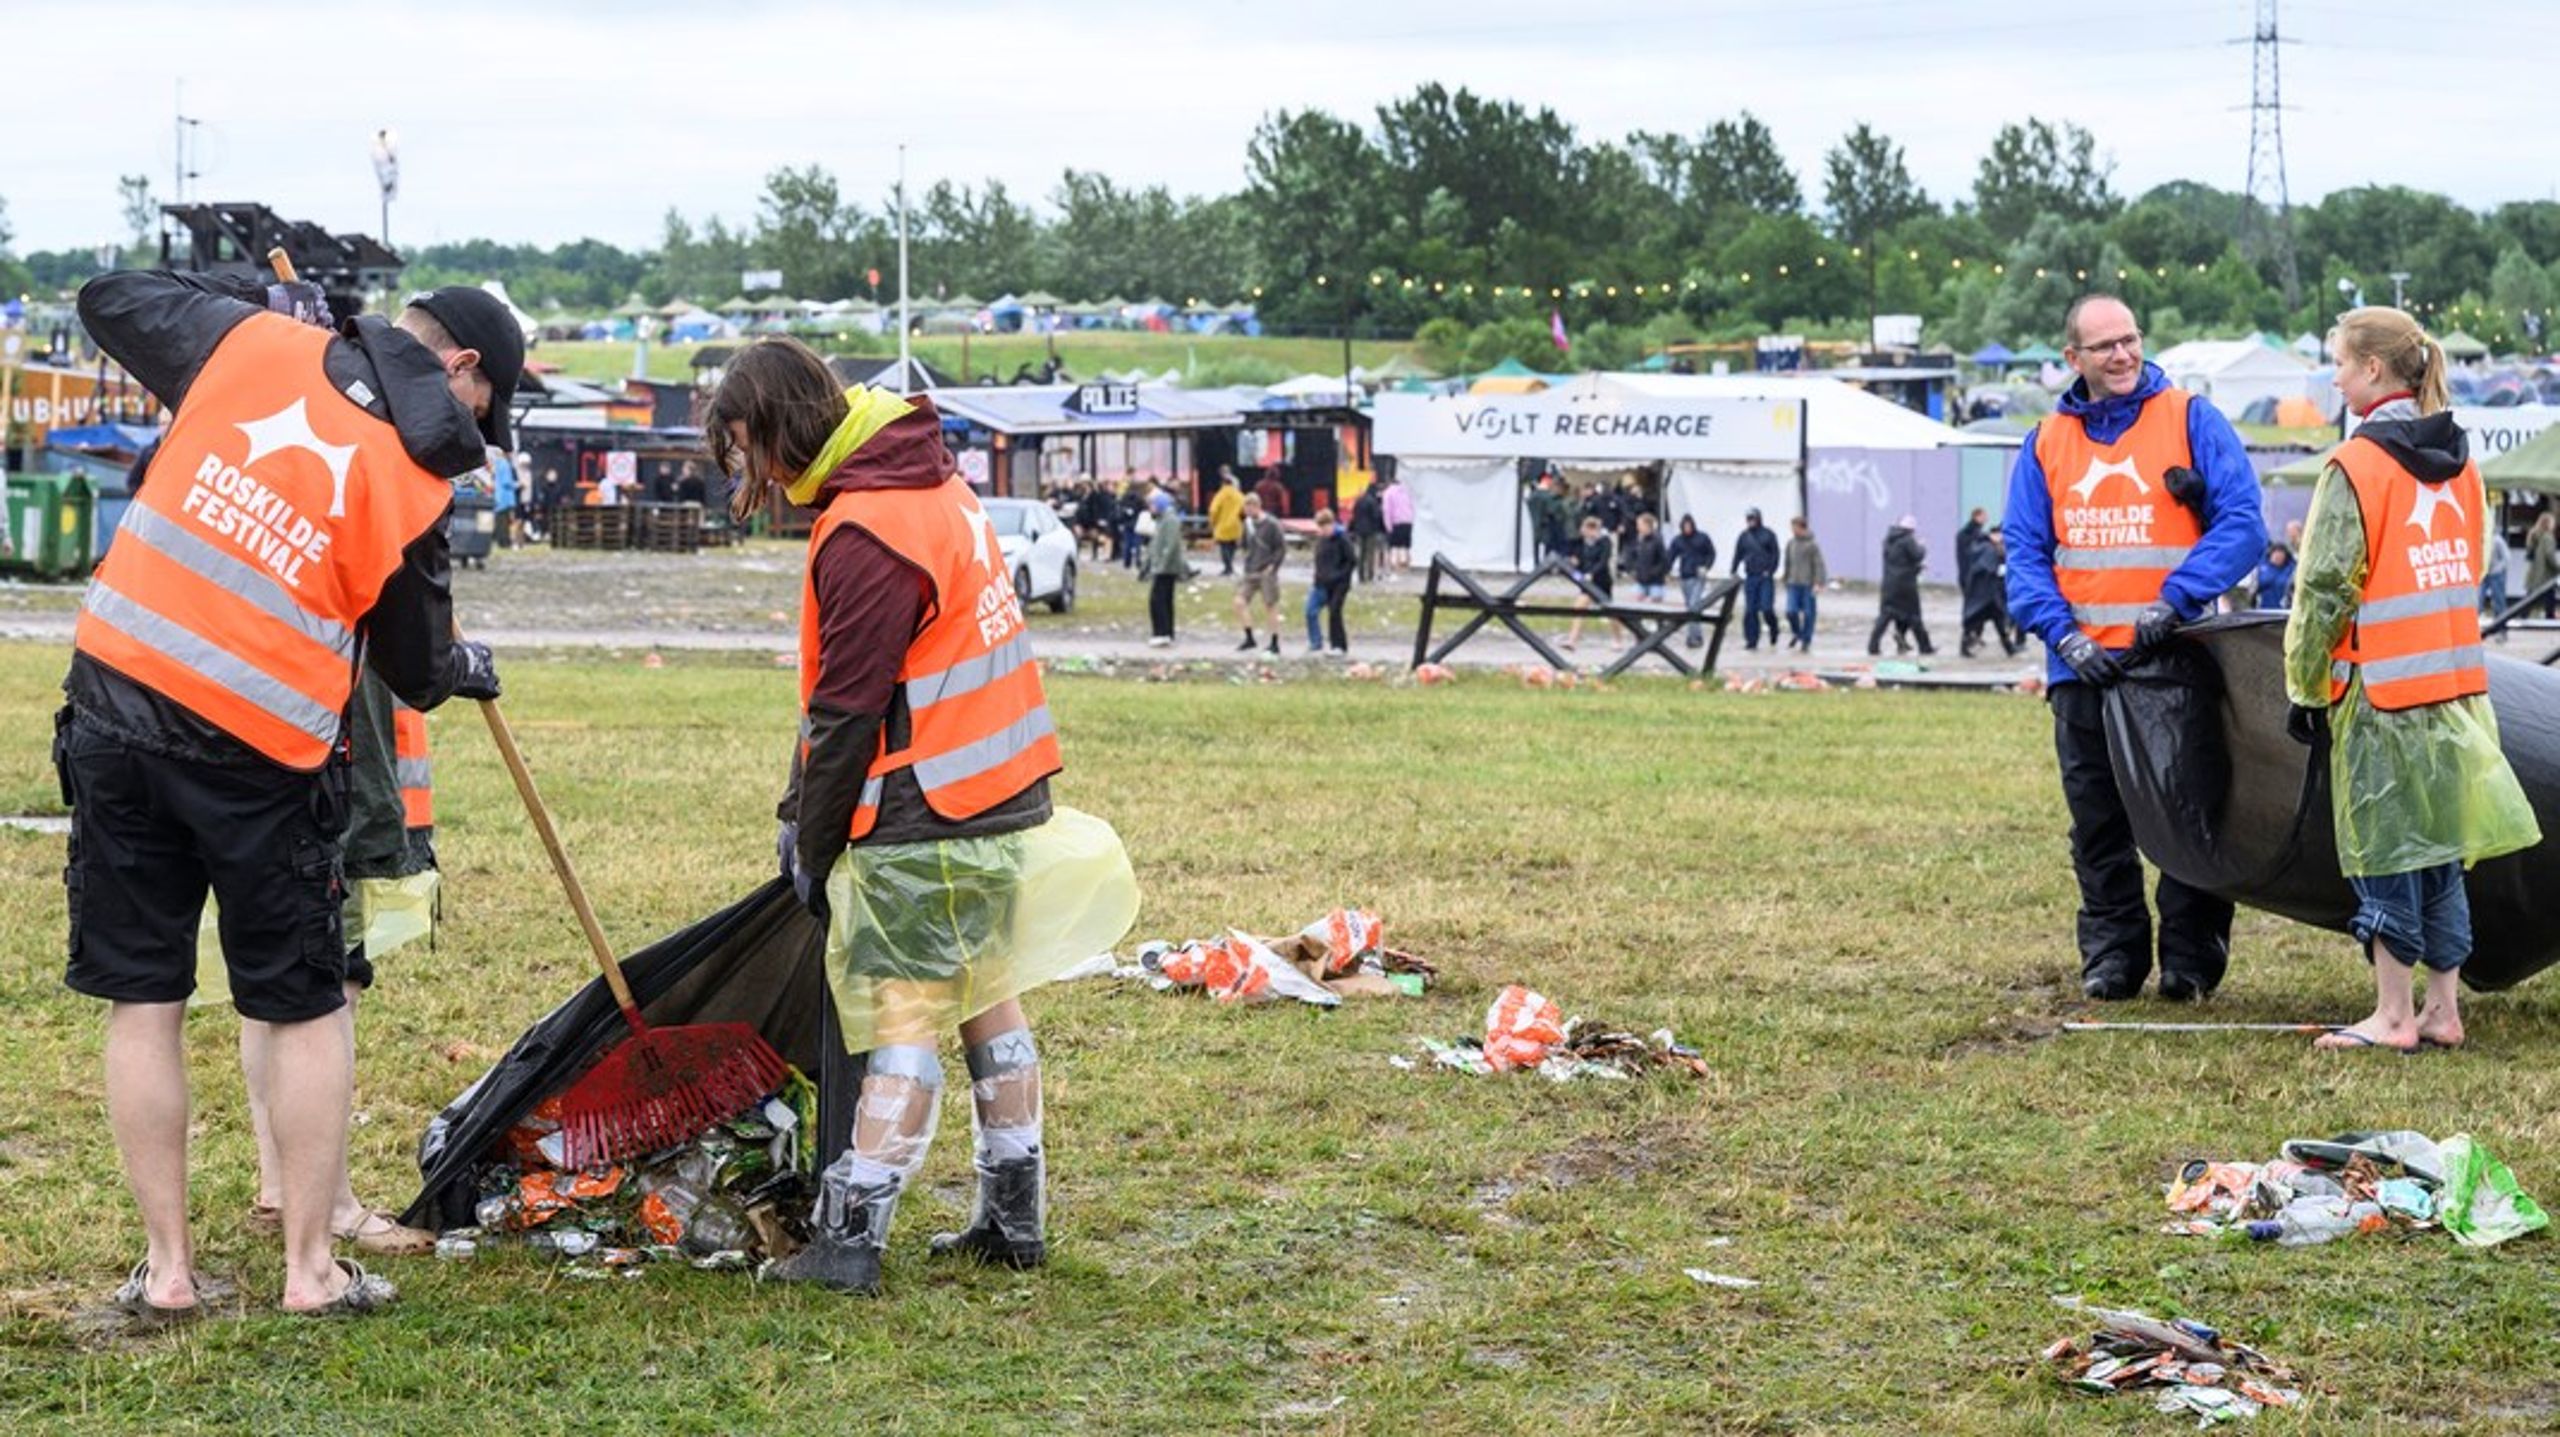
[799,475,1063,839]
[393,703,433,831]
[2327,437,2490,711]
[71,313,457,769]
[2036,388,2202,649]
[81,575,344,750]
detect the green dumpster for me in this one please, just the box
[3,472,95,581]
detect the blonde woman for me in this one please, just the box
[2284,309,2540,1053]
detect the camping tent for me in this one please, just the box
[2152,339,2318,421]
[2010,342,2063,365]
[2481,422,2560,495]
[1969,342,2015,367]
[1468,357,1559,395]
[2440,331,2492,361]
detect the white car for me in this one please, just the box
[983,497,1078,613]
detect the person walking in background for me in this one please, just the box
[1254,468,1288,521]
[2526,510,2559,618]
[1307,506,1355,655]
[2285,306,2540,1053]
[2005,292,2262,1002]
[1562,513,1616,652]
[1232,492,1284,656]
[1731,507,1781,651]
[2481,521,2512,624]
[1669,514,1718,649]
[1074,480,1115,562]
[1626,512,1670,602]
[1116,478,1148,570]
[1783,516,1827,653]
[1960,525,2019,657]
[2254,540,2297,609]
[1529,471,1571,566]
[1140,490,1192,647]
[1206,470,1245,576]
[1351,481,1387,585]
[1868,513,1935,656]
[1380,474,1416,570]
[1954,507,1988,584]
[491,446,519,548]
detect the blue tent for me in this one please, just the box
[1969,342,2014,367]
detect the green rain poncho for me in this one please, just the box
[2282,425,2541,878]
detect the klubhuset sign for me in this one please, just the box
[1373,391,1801,462]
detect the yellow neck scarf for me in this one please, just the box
[786,387,917,508]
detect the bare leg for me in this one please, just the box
[2314,939,2421,1051]
[256,1009,356,1309]
[105,1001,197,1310]
[245,983,367,1228]
[2417,968,2465,1049]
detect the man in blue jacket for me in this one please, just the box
[2004,295,2265,1001]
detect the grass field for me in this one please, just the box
[539,334,1423,389]
[4,643,2559,1432]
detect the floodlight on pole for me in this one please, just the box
[372,128,400,248]
[2388,271,2410,308]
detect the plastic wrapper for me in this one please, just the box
[1483,986,1564,1072]
[822,806,1139,1051]
[2439,1134,2550,1248]
[2100,615,2560,990]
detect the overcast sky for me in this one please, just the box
[5,0,2553,256]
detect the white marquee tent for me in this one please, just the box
[2151,339,2317,421]
[1375,372,1998,572]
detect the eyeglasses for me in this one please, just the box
[2073,332,2143,359]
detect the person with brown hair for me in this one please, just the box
[702,338,1134,1294]
[2285,307,2540,1053]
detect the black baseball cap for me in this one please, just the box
[408,286,525,447]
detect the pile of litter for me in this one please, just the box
[2045,1296,2303,1425]
[1074,908,1435,1007]
[1398,984,1709,1082]
[2163,1130,2546,1248]
[433,1073,817,1278]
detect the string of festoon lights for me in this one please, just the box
[1297,251,2245,304]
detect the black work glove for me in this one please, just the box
[775,820,799,885]
[2131,602,2181,655]
[265,282,334,330]
[2286,702,2329,747]
[2054,631,2124,688]
[450,639,501,702]
[2162,465,2206,516]
[776,819,828,918]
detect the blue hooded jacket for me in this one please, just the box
[2003,361,2266,684]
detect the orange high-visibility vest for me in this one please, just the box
[392,701,433,833]
[800,475,1062,841]
[74,313,457,770]
[2036,388,2205,648]
[2328,436,2489,711]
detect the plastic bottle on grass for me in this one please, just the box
[2243,1197,2386,1245]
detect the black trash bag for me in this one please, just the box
[2100,613,2560,991]
[403,879,858,1231]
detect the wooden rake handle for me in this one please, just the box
[454,629,646,1024]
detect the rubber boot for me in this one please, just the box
[928,1155,1046,1269]
[767,1168,900,1295]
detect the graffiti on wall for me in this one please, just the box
[1807,454,1888,510]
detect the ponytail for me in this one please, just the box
[2412,336,2451,416]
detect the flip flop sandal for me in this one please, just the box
[247,1202,283,1234]
[341,1209,437,1257]
[2418,1036,2466,1052]
[2312,1029,2419,1055]
[283,1258,398,1319]
[109,1259,207,1331]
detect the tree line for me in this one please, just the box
[6,85,2559,364]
